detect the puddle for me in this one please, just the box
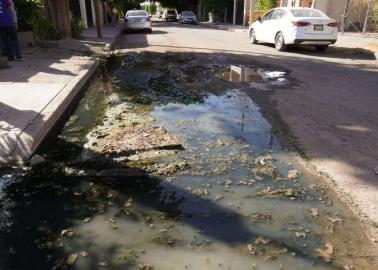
[0,52,376,270]
[218,65,288,90]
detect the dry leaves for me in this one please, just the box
[287,169,299,180]
[309,208,319,218]
[255,236,271,245]
[67,253,78,265]
[316,243,334,263]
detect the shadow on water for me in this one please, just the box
[0,143,343,270]
[0,51,376,270]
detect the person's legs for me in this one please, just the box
[7,26,22,60]
[0,35,6,57]
[0,26,14,60]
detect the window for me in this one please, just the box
[262,10,275,21]
[127,11,148,17]
[272,9,287,20]
[182,11,194,16]
[290,9,326,18]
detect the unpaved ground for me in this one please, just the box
[118,22,378,236]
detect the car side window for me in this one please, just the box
[271,9,287,20]
[262,10,275,21]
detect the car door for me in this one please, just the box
[266,9,287,43]
[255,10,275,42]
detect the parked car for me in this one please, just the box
[178,11,197,24]
[124,10,152,33]
[249,7,338,52]
[163,9,178,21]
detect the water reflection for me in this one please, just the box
[219,65,287,88]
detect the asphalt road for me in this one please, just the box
[120,22,378,232]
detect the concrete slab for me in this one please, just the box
[0,48,98,164]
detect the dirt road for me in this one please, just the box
[120,22,378,228]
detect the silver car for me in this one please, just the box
[179,11,197,24]
[125,10,152,33]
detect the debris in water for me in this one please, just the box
[83,217,92,223]
[99,262,108,267]
[295,232,306,238]
[66,253,78,265]
[138,263,153,270]
[79,251,89,257]
[214,194,224,201]
[124,198,133,208]
[255,236,271,245]
[287,169,299,180]
[316,243,334,263]
[247,243,257,255]
[61,228,74,237]
[310,208,319,218]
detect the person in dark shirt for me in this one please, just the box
[0,0,23,61]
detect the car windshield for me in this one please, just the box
[167,10,176,15]
[127,11,147,17]
[290,9,326,18]
[182,11,194,16]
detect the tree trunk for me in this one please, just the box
[44,0,71,38]
[94,0,103,38]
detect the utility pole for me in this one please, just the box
[94,0,103,38]
[233,0,237,25]
[363,0,373,35]
[341,0,350,34]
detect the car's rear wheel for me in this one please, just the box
[249,29,258,44]
[315,45,329,52]
[275,32,287,51]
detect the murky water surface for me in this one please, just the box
[0,52,376,270]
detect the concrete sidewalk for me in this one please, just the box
[40,24,124,54]
[0,25,123,165]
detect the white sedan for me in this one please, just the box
[124,10,152,33]
[249,7,338,52]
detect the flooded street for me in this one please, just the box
[0,52,377,270]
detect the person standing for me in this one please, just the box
[0,0,23,61]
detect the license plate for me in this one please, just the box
[314,25,323,31]
[133,19,141,22]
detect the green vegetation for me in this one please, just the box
[256,0,276,10]
[14,0,42,31]
[31,9,63,41]
[145,2,157,15]
[70,18,84,39]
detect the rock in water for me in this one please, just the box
[30,155,46,166]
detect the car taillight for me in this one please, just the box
[292,21,311,27]
[146,17,151,22]
[327,22,338,27]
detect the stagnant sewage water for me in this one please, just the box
[0,52,376,270]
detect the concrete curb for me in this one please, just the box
[7,60,99,164]
[199,23,248,33]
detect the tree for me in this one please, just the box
[159,0,199,10]
[43,0,71,38]
[256,0,276,10]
